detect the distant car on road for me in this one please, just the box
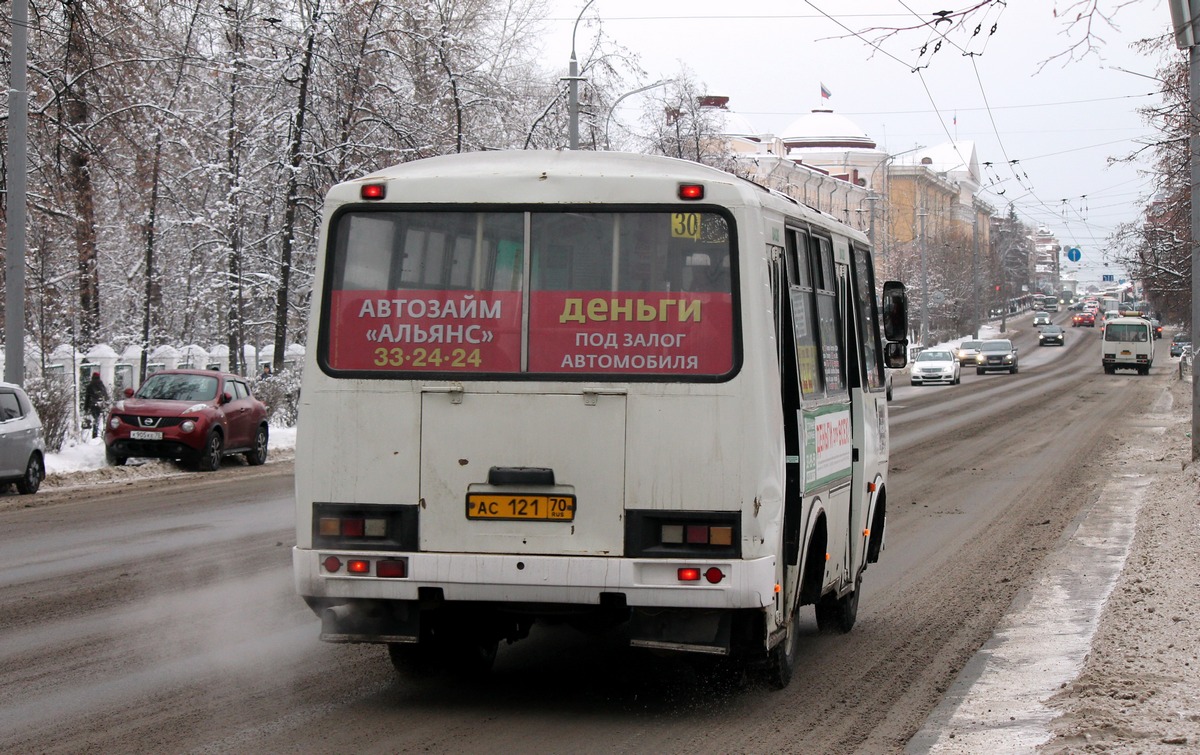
[1149,318,1163,339]
[1072,311,1095,327]
[1033,311,1052,327]
[105,369,269,471]
[1170,332,1191,358]
[0,382,45,495]
[976,339,1019,374]
[1038,325,1065,346]
[954,339,983,365]
[910,349,961,385]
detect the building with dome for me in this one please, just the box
[705,101,1004,337]
[780,108,889,192]
[704,102,876,231]
[742,106,1000,339]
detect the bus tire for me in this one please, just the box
[387,642,439,677]
[815,575,860,634]
[389,629,498,678]
[765,609,800,690]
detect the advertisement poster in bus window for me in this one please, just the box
[789,291,820,395]
[816,294,844,393]
[528,291,732,375]
[326,290,522,372]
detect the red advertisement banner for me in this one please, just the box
[327,290,522,372]
[326,290,733,376]
[529,291,733,375]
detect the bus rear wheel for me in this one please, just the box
[765,609,800,690]
[388,625,499,678]
[815,575,860,634]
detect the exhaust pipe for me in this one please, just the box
[319,601,421,644]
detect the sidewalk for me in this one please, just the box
[908,371,1200,753]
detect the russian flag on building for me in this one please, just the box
[820,82,832,99]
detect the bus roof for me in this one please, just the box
[330,151,869,245]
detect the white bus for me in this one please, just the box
[293,151,909,688]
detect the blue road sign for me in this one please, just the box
[1067,247,1081,262]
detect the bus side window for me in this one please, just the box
[851,243,882,391]
[786,229,823,398]
[811,235,846,397]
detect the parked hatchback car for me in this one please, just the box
[1038,325,1065,346]
[976,339,1019,374]
[105,369,269,470]
[0,382,46,495]
[910,349,961,385]
[1170,332,1191,358]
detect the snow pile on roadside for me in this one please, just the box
[38,426,296,490]
[1041,376,1200,752]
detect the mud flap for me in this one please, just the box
[628,608,732,655]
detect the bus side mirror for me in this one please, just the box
[884,341,908,369]
[881,281,908,341]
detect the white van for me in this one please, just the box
[1102,316,1154,374]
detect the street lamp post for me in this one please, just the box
[604,79,672,150]
[566,0,597,150]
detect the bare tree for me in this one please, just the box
[1108,37,1191,324]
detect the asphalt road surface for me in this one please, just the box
[0,313,1170,753]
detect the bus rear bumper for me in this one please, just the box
[293,547,776,610]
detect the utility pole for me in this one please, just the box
[5,0,29,385]
[972,209,981,337]
[918,207,929,346]
[1168,0,1200,460]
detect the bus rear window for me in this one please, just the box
[323,209,736,378]
[1104,323,1149,342]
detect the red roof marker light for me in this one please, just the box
[678,183,704,201]
[361,183,387,200]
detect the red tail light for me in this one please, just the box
[377,560,406,578]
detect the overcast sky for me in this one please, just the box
[538,1,1172,288]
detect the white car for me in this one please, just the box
[0,382,46,494]
[910,349,962,385]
